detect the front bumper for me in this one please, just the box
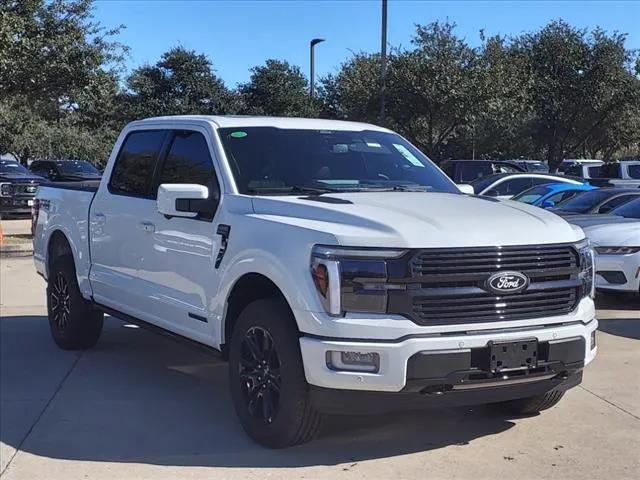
[595,252,640,293]
[299,318,597,393]
[0,197,33,216]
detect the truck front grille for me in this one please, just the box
[386,244,582,325]
[412,287,578,324]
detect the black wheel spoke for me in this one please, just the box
[239,326,281,425]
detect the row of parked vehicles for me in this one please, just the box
[0,158,101,217]
[29,115,637,447]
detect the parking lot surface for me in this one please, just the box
[1,254,639,480]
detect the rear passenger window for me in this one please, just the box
[109,130,167,197]
[158,131,217,188]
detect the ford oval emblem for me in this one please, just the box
[486,271,529,294]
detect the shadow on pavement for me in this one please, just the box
[598,318,640,340]
[1,314,515,468]
[595,292,639,311]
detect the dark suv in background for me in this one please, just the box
[0,160,44,218]
[29,160,101,182]
[440,159,524,183]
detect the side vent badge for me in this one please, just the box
[215,224,231,269]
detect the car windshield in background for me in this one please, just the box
[512,185,552,204]
[56,161,100,174]
[553,189,622,213]
[0,160,30,175]
[217,127,458,195]
[610,198,640,219]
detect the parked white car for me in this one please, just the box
[470,173,583,200]
[32,116,597,447]
[583,222,640,294]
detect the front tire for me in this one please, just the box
[491,389,565,414]
[228,298,323,448]
[47,255,103,350]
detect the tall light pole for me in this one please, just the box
[310,38,325,99]
[379,0,388,125]
[380,0,387,125]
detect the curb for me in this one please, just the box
[0,242,33,258]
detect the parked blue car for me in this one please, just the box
[512,183,597,208]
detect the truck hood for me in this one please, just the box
[250,192,584,248]
[0,173,44,182]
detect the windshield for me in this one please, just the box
[217,127,458,194]
[0,160,30,175]
[56,161,100,174]
[513,185,552,204]
[610,198,640,219]
[553,189,623,213]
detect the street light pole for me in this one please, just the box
[310,38,325,99]
[379,0,388,125]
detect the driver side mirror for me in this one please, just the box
[157,183,216,218]
[484,189,499,197]
[541,200,556,209]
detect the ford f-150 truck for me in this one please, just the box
[33,116,597,448]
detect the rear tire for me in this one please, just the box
[491,389,565,414]
[47,255,103,350]
[228,298,323,448]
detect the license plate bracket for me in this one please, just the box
[489,339,538,372]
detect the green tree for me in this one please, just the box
[124,47,239,119]
[239,59,317,116]
[0,0,125,164]
[519,21,640,170]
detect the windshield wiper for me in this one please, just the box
[246,185,337,196]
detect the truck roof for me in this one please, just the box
[133,115,392,133]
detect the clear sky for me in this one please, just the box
[93,0,640,87]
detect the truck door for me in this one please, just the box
[137,128,222,344]
[89,129,169,320]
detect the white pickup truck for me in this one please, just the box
[33,116,598,447]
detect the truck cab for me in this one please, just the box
[32,116,598,447]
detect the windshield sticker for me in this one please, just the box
[393,144,424,167]
[230,131,248,139]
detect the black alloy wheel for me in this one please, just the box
[239,326,282,424]
[50,272,71,330]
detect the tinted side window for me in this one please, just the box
[159,131,217,187]
[628,164,640,179]
[598,195,635,213]
[495,177,532,195]
[109,130,167,197]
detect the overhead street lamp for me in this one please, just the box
[309,38,325,99]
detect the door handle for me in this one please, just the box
[93,212,106,224]
[139,221,155,233]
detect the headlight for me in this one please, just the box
[0,183,11,197]
[576,239,595,299]
[595,246,640,255]
[310,245,408,316]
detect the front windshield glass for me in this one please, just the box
[610,198,640,219]
[56,161,100,174]
[217,127,458,194]
[513,185,552,204]
[554,189,621,213]
[0,160,30,175]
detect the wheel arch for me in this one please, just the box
[221,272,296,359]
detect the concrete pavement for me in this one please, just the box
[1,257,638,480]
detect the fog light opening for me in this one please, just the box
[326,351,380,373]
[590,330,596,350]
